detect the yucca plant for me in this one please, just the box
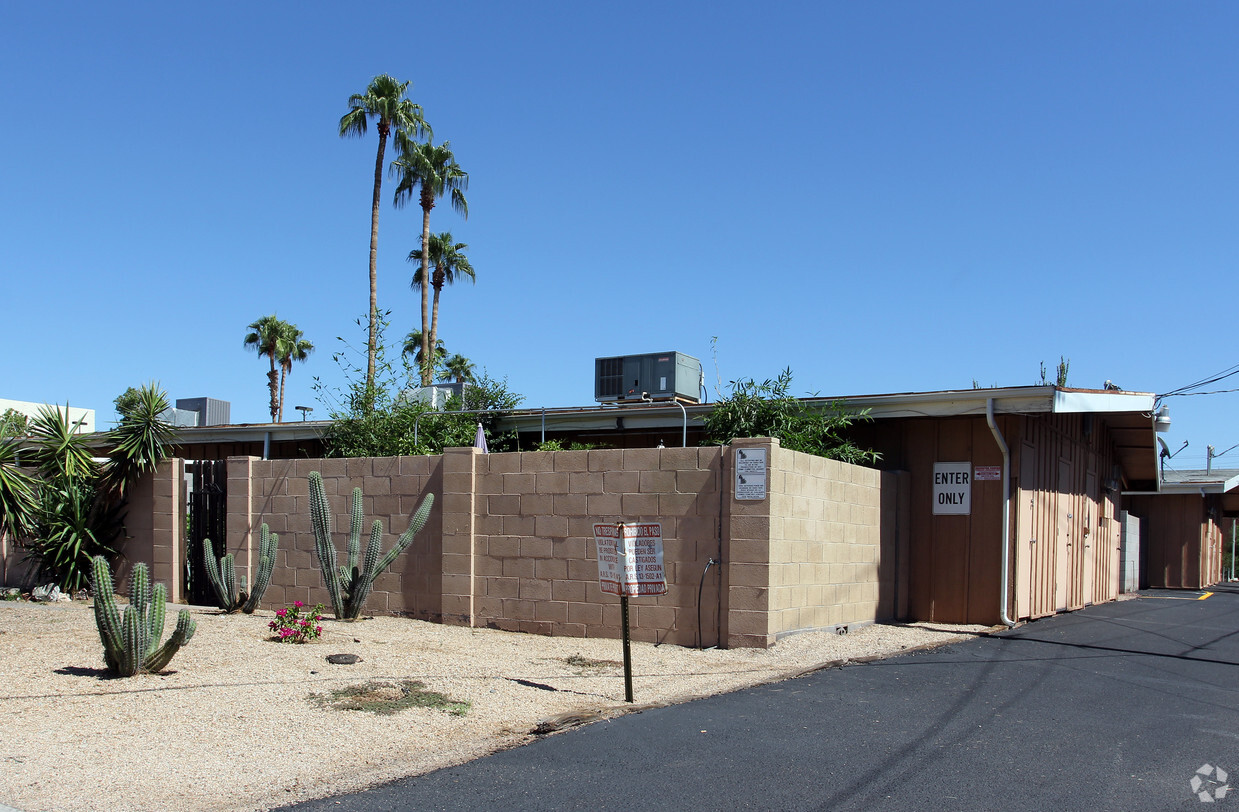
[201,524,278,613]
[99,383,176,501]
[308,471,433,620]
[0,428,36,541]
[91,556,196,676]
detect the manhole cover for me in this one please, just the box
[326,653,362,665]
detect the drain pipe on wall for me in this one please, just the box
[986,398,1016,628]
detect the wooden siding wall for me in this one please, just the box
[1012,414,1120,620]
[856,411,1122,625]
[859,416,1006,624]
[1127,493,1223,589]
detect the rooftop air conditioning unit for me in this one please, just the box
[399,383,466,411]
[175,398,230,426]
[595,352,702,403]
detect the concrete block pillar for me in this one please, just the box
[440,446,480,626]
[148,458,185,603]
[724,438,778,648]
[226,456,260,596]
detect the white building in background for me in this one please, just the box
[0,398,95,433]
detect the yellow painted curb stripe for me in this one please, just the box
[1198,592,1214,600]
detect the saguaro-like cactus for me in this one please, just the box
[308,471,434,620]
[202,524,278,613]
[91,556,196,676]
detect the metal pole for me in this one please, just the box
[1231,520,1235,581]
[617,520,634,703]
[621,593,633,703]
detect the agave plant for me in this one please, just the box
[26,479,124,593]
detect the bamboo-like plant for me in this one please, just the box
[201,524,278,613]
[91,556,196,676]
[307,471,433,620]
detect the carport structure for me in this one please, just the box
[1124,468,1237,589]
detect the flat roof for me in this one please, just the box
[145,384,1160,486]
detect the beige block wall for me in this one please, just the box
[725,438,895,647]
[117,458,184,600]
[465,446,723,647]
[230,456,444,619]
[767,445,885,638]
[120,442,898,652]
[1,529,38,588]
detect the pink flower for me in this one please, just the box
[276,609,286,617]
[293,600,304,608]
[315,626,322,634]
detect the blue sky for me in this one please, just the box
[2,2,1236,470]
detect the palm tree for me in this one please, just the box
[339,75,431,392]
[402,329,447,380]
[391,136,468,385]
[444,354,476,384]
[408,232,475,371]
[244,315,287,422]
[276,324,314,422]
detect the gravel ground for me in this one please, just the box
[0,601,989,812]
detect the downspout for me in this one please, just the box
[987,398,1015,627]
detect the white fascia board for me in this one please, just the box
[171,421,331,445]
[828,387,1057,420]
[1052,390,1155,414]
[1156,473,1239,495]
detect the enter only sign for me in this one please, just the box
[933,462,971,515]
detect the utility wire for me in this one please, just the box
[1158,363,1239,401]
[1158,387,1239,398]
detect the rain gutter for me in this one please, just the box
[987,398,1015,627]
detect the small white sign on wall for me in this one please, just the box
[933,462,972,515]
[734,447,767,500]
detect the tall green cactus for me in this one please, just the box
[91,556,196,676]
[201,524,278,613]
[308,471,434,620]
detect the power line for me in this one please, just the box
[1159,387,1239,398]
[1158,363,1239,400]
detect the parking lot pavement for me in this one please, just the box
[280,587,1239,811]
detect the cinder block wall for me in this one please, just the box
[126,442,900,650]
[117,458,183,600]
[460,446,723,647]
[768,448,885,637]
[229,456,444,618]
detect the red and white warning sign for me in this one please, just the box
[594,522,667,596]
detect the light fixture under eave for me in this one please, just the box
[1154,405,1171,433]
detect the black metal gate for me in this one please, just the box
[185,459,227,606]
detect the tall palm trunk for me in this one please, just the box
[366,127,389,393]
[266,360,279,422]
[278,368,287,422]
[429,268,445,379]
[418,189,436,386]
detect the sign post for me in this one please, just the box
[594,520,666,702]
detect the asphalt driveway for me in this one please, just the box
[281,586,1239,811]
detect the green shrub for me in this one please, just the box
[703,368,879,465]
